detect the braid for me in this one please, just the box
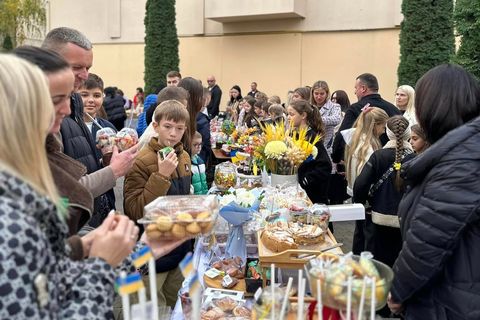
[387,116,409,191]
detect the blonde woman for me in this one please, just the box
[310,80,341,155]
[395,85,417,127]
[342,106,388,254]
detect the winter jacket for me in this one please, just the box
[297,129,332,204]
[60,94,114,224]
[138,93,158,134]
[103,95,127,124]
[316,100,341,155]
[391,117,480,320]
[191,155,208,195]
[331,93,401,163]
[46,134,92,236]
[196,112,211,164]
[60,93,100,174]
[124,137,192,273]
[0,171,116,319]
[353,148,414,228]
[353,147,414,267]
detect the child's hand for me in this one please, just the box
[157,150,178,177]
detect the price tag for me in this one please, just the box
[205,268,222,279]
[222,275,234,287]
[254,287,263,302]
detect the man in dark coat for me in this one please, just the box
[42,27,137,232]
[206,75,222,118]
[331,73,401,254]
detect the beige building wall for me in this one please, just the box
[47,0,402,105]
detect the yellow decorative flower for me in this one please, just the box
[393,162,401,170]
[264,141,288,159]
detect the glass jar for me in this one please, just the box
[214,162,237,191]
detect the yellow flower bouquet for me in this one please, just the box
[259,121,320,175]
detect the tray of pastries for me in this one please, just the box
[258,221,341,265]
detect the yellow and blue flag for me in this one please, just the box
[189,272,201,295]
[179,252,193,277]
[131,245,153,268]
[115,272,144,295]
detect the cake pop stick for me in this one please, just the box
[357,277,368,319]
[138,287,147,318]
[120,272,130,320]
[316,279,323,320]
[346,276,353,320]
[279,277,293,320]
[148,257,159,320]
[271,264,275,320]
[297,277,306,320]
[370,277,376,320]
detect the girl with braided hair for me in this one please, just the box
[353,115,414,268]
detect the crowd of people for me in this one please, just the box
[0,26,478,320]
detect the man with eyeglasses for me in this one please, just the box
[206,75,222,118]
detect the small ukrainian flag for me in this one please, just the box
[131,245,153,268]
[179,252,193,277]
[189,272,201,295]
[115,272,144,295]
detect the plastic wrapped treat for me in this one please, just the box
[308,204,331,231]
[138,195,219,241]
[95,127,116,152]
[115,127,138,151]
[308,252,394,312]
[214,162,237,191]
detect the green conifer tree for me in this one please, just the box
[2,35,13,51]
[453,0,480,79]
[144,0,179,94]
[397,0,455,87]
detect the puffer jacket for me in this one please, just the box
[0,171,116,319]
[103,95,127,123]
[137,93,158,135]
[60,93,100,174]
[191,154,208,195]
[124,137,192,273]
[391,116,480,320]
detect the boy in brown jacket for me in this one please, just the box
[124,100,191,307]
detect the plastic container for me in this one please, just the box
[95,127,116,152]
[214,162,237,191]
[237,171,263,190]
[252,286,289,319]
[308,254,394,311]
[115,127,138,151]
[138,195,218,241]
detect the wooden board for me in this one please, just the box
[257,229,342,267]
[203,274,246,292]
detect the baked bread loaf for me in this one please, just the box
[260,221,298,252]
[261,221,326,252]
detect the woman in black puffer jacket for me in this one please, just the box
[103,86,127,130]
[388,64,480,320]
